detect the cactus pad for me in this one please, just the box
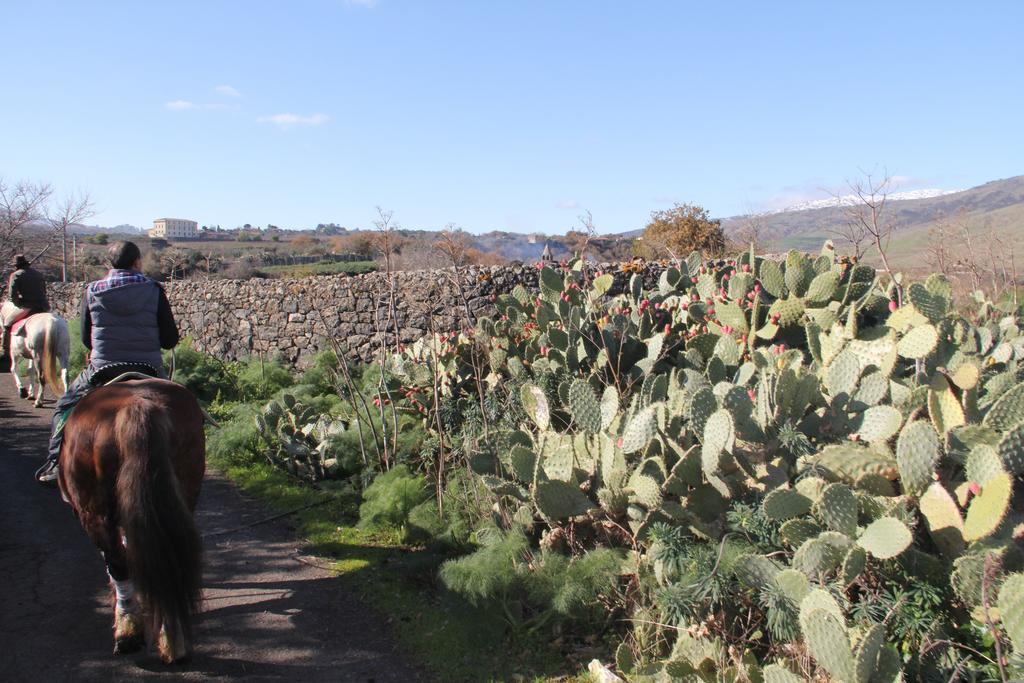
[785,251,814,296]
[984,381,1024,431]
[510,445,537,483]
[520,384,550,430]
[620,405,657,454]
[533,480,593,520]
[852,371,890,409]
[793,537,844,577]
[963,472,1012,542]
[627,472,663,510]
[897,323,938,359]
[597,486,628,515]
[780,518,822,548]
[842,546,867,585]
[815,444,898,484]
[805,271,840,304]
[853,623,886,683]
[803,608,855,683]
[951,362,981,391]
[896,420,940,496]
[928,374,966,438]
[759,259,786,297]
[965,444,1006,487]
[919,482,965,558]
[735,554,780,589]
[768,297,807,327]
[702,409,735,471]
[716,300,749,333]
[854,473,896,496]
[908,282,948,322]
[857,517,912,559]
[688,387,717,438]
[568,379,602,434]
[775,569,811,604]
[854,405,903,443]
[998,573,1024,652]
[600,385,619,431]
[826,350,862,398]
[816,483,859,537]
[796,476,828,502]
[799,588,845,633]
[952,552,988,609]
[763,664,803,683]
[764,488,813,521]
[999,423,1024,474]
[713,334,742,366]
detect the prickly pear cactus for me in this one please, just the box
[408,243,1021,679]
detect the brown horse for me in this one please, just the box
[58,378,206,663]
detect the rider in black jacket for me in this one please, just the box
[1,254,50,373]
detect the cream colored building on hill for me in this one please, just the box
[149,218,198,240]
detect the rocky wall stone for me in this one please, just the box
[47,263,666,367]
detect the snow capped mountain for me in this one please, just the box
[772,189,961,214]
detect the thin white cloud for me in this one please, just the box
[556,199,580,210]
[257,112,330,128]
[214,85,242,97]
[165,100,197,111]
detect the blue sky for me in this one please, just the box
[3,1,1022,234]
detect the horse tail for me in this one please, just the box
[41,316,67,395]
[115,393,202,642]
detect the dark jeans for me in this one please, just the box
[47,366,97,463]
[46,364,165,464]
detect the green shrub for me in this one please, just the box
[169,338,238,402]
[66,318,87,378]
[206,402,263,468]
[405,500,448,544]
[440,527,623,629]
[299,350,340,395]
[440,528,529,607]
[358,465,431,531]
[236,356,293,400]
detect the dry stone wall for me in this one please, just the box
[47,263,665,366]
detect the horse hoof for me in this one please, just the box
[19,388,28,399]
[113,634,144,656]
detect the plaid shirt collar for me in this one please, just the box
[89,269,149,294]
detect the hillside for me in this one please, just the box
[721,175,1024,268]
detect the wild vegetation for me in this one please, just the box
[172,237,1024,680]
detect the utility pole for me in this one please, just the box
[72,234,77,281]
[61,224,67,282]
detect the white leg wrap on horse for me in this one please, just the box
[109,575,136,613]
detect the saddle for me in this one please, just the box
[86,362,219,426]
[9,313,47,337]
[90,362,161,387]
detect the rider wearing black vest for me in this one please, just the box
[38,241,179,484]
[1,254,50,373]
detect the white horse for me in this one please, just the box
[2,301,70,407]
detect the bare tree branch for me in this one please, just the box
[836,170,901,302]
[47,191,96,281]
[0,177,54,275]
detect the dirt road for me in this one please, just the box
[0,380,422,682]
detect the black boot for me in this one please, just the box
[0,328,11,373]
[36,459,59,485]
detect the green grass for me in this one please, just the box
[207,442,579,682]
[66,317,88,378]
[258,260,377,278]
